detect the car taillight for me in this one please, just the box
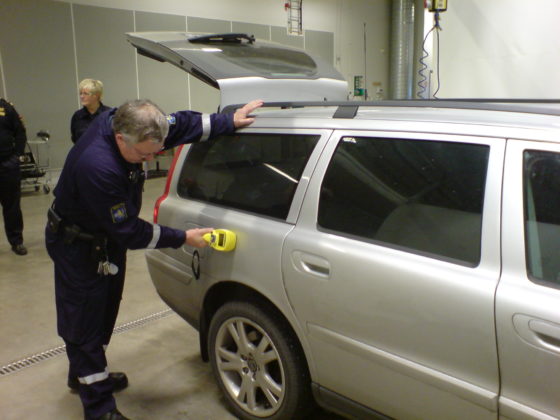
[153,145,184,223]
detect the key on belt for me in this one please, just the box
[98,260,119,276]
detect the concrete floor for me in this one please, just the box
[0,176,343,420]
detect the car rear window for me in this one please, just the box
[524,150,560,287]
[177,133,320,219]
[318,136,490,265]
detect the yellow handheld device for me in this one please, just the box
[203,229,237,252]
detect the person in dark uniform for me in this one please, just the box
[45,98,262,420]
[70,79,111,144]
[0,98,27,255]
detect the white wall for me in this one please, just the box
[61,0,289,27]
[435,0,560,98]
[58,0,392,99]
[334,0,392,99]
[65,0,560,100]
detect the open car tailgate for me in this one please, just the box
[126,31,348,109]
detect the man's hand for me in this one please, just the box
[185,227,214,248]
[233,99,264,128]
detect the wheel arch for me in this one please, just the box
[198,281,309,371]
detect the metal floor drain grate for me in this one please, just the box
[0,345,67,376]
[113,308,173,335]
[0,308,173,378]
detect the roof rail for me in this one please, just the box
[222,99,560,117]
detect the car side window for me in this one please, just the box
[318,136,490,265]
[524,150,560,287]
[177,133,320,219]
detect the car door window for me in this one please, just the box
[318,136,490,265]
[524,150,560,287]
[177,133,320,219]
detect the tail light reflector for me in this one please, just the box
[153,145,184,223]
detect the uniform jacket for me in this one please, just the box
[70,103,111,144]
[0,98,27,160]
[53,107,235,251]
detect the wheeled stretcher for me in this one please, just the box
[21,130,50,193]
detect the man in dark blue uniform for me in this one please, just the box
[0,98,28,255]
[45,98,262,420]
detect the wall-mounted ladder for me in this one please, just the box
[286,0,303,35]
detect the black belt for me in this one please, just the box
[61,224,95,242]
[47,206,107,261]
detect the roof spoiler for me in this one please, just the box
[188,33,256,44]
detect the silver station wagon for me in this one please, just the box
[128,32,560,420]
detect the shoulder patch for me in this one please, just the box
[0,107,4,117]
[166,115,176,125]
[110,203,128,223]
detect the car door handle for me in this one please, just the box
[529,320,560,347]
[513,314,560,354]
[291,251,330,278]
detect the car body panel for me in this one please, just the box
[497,139,560,420]
[281,130,505,420]
[146,129,336,380]
[242,110,560,148]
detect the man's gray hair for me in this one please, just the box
[112,99,169,144]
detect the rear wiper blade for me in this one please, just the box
[188,33,255,44]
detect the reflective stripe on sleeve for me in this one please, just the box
[147,224,161,249]
[200,114,211,142]
[79,367,109,385]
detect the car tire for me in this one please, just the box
[208,300,312,420]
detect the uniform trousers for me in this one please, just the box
[46,228,126,419]
[0,155,23,246]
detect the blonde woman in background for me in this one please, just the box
[70,79,110,144]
